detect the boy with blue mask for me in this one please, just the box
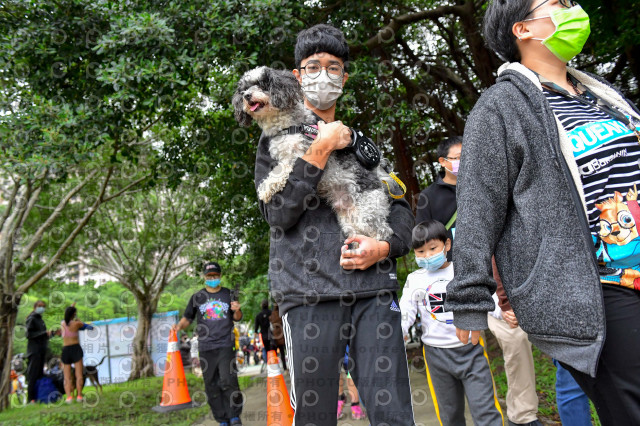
[399,220,504,425]
[172,262,243,426]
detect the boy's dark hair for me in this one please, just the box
[483,0,535,63]
[294,24,349,69]
[412,220,448,249]
[261,299,269,310]
[64,306,77,326]
[436,136,463,159]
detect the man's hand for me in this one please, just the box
[170,323,180,333]
[340,235,390,270]
[231,301,241,312]
[315,120,352,151]
[456,328,482,345]
[502,309,519,329]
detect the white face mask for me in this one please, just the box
[301,70,343,110]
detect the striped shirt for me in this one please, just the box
[544,88,640,288]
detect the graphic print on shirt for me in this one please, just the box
[199,299,229,321]
[421,278,453,320]
[594,186,640,290]
[544,89,640,291]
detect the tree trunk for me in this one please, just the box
[128,301,155,380]
[391,120,421,213]
[0,291,20,411]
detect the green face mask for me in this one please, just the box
[527,5,591,63]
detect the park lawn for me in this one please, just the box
[0,373,254,426]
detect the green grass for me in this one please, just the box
[0,373,255,426]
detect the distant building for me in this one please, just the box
[56,261,117,286]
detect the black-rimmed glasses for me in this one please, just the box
[299,61,344,80]
[525,0,578,17]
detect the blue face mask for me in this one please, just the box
[205,279,221,288]
[35,307,45,315]
[416,247,447,271]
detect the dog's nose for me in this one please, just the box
[244,93,252,101]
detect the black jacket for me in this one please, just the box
[25,311,49,357]
[254,308,271,338]
[415,177,457,260]
[254,132,414,315]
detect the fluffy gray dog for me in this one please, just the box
[233,66,397,240]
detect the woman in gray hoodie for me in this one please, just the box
[445,1,640,424]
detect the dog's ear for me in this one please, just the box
[269,69,303,111]
[232,91,253,127]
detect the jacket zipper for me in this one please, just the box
[545,102,606,376]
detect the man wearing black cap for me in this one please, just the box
[172,262,243,426]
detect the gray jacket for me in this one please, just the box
[445,63,640,376]
[254,132,414,315]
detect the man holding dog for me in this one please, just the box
[172,262,243,426]
[254,24,415,425]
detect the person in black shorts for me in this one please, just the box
[61,304,91,403]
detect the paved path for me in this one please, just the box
[197,355,478,425]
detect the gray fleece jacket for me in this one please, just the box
[254,133,414,316]
[445,63,640,376]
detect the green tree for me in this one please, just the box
[79,185,209,379]
[0,0,244,407]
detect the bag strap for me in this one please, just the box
[445,210,457,230]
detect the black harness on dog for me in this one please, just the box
[277,124,381,170]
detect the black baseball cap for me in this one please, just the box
[203,262,221,275]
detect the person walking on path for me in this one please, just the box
[446,1,640,423]
[418,135,541,426]
[254,23,415,425]
[400,220,504,425]
[25,300,59,403]
[415,136,461,249]
[253,299,271,367]
[172,261,244,426]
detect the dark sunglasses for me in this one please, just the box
[525,0,578,17]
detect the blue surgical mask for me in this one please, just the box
[35,307,45,315]
[205,279,221,288]
[416,247,447,271]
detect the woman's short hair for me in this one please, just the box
[483,0,536,63]
[294,24,349,69]
[412,220,448,249]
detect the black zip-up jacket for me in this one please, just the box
[415,177,457,260]
[25,311,49,357]
[445,63,640,377]
[254,132,414,315]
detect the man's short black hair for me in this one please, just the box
[436,136,463,159]
[483,0,536,63]
[412,220,448,249]
[294,24,349,69]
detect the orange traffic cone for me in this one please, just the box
[152,329,194,412]
[266,350,294,426]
